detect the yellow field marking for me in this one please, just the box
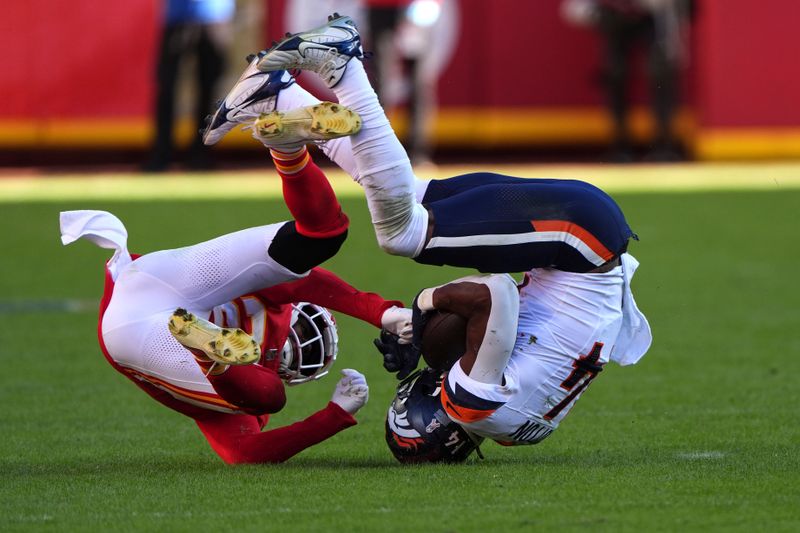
[1,162,799,203]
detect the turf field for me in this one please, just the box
[1,163,799,532]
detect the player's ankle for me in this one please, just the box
[270,147,310,174]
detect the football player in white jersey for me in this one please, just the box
[200,15,652,461]
[61,104,414,463]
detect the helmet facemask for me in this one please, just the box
[279,303,338,385]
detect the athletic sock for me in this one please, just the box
[328,59,428,257]
[271,147,349,238]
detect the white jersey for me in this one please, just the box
[444,253,652,444]
[60,210,304,413]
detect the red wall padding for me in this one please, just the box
[0,0,158,120]
[1,0,798,135]
[694,0,800,128]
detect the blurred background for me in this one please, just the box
[1,0,799,170]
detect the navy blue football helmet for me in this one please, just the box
[385,368,482,463]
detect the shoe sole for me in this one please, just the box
[254,102,361,144]
[168,308,261,365]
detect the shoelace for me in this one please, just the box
[316,48,343,83]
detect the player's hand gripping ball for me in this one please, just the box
[374,330,421,379]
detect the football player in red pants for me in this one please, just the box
[61,115,412,464]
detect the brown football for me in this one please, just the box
[421,311,468,370]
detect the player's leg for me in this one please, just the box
[102,304,287,416]
[254,16,634,272]
[200,51,365,181]
[101,215,335,417]
[257,15,430,258]
[264,145,350,273]
[416,174,635,273]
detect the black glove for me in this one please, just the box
[411,290,430,356]
[373,330,421,380]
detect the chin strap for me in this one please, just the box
[466,431,485,460]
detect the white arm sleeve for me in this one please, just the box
[467,274,520,385]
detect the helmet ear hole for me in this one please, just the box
[279,303,338,385]
[385,368,480,463]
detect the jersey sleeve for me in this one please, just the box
[195,402,357,464]
[256,267,404,328]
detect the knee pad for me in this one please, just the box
[373,202,428,258]
[269,222,347,274]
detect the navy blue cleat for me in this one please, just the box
[257,14,363,89]
[202,52,296,145]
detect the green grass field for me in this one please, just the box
[1,164,799,532]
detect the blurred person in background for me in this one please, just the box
[282,1,458,167]
[143,0,235,172]
[562,0,691,162]
[363,0,458,166]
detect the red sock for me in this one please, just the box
[271,147,349,238]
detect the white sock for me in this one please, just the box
[329,59,428,257]
[274,72,433,215]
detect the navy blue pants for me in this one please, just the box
[415,173,634,273]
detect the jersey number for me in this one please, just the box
[543,342,604,421]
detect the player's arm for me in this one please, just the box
[415,274,519,384]
[194,370,368,464]
[257,267,410,335]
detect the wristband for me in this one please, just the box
[416,287,436,312]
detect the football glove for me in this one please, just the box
[373,330,420,380]
[380,305,413,343]
[331,369,369,415]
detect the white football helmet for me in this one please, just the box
[279,303,338,385]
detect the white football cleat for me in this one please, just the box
[168,308,261,365]
[202,52,297,145]
[252,102,361,151]
[257,13,363,88]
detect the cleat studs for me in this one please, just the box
[245,53,256,63]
